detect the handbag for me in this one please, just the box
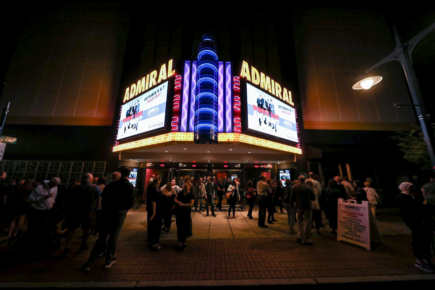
[226,192,232,199]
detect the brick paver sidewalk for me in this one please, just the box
[0,207,433,286]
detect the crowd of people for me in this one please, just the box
[143,172,382,249]
[0,168,135,273]
[1,169,435,274]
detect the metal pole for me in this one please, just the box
[399,48,435,170]
[0,102,10,136]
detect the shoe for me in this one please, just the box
[233,216,236,219]
[60,248,70,258]
[104,258,116,269]
[267,221,274,224]
[259,225,269,228]
[82,262,91,272]
[296,238,303,244]
[186,233,193,238]
[206,214,209,216]
[176,243,185,251]
[331,230,337,235]
[151,244,162,251]
[289,230,296,234]
[212,214,216,217]
[78,244,90,253]
[272,219,278,222]
[228,216,232,219]
[415,262,434,273]
[147,243,152,248]
[317,231,322,235]
[165,228,170,232]
[249,216,253,219]
[319,224,326,227]
[304,242,315,246]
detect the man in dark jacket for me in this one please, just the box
[82,167,135,271]
[61,173,100,257]
[290,175,315,245]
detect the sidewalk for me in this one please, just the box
[0,207,433,287]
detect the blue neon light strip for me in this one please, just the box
[181,61,190,132]
[195,108,217,115]
[218,62,224,132]
[225,62,232,133]
[196,92,218,100]
[197,77,218,85]
[197,63,218,72]
[198,49,218,60]
[195,124,218,130]
[189,61,197,132]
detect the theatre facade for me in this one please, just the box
[0,3,417,191]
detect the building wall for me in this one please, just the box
[293,8,416,131]
[1,2,129,126]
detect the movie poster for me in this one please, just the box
[117,81,168,140]
[246,83,298,143]
[128,168,138,187]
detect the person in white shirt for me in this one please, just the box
[364,181,379,218]
[27,177,61,236]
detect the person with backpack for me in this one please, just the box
[246,180,256,219]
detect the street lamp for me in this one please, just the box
[352,21,435,170]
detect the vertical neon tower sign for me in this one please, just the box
[195,34,218,144]
[233,76,241,132]
[171,75,182,131]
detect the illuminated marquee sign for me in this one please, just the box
[123,59,176,103]
[240,60,294,107]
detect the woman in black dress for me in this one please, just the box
[324,179,341,235]
[174,184,194,250]
[146,179,164,250]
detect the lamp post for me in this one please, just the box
[353,22,435,170]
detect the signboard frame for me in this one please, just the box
[116,78,175,145]
[337,198,383,251]
[240,79,299,147]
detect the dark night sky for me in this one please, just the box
[1,2,434,115]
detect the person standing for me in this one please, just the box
[174,184,194,250]
[146,179,164,250]
[353,180,368,204]
[216,179,224,211]
[161,182,176,232]
[82,167,135,271]
[257,175,272,228]
[398,182,435,273]
[334,176,347,200]
[306,180,321,235]
[275,180,284,213]
[324,179,341,235]
[245,180,256,219]
[61,173,100,257]
[27,178,61,237]
[6,179,36,241]
[341,176,356,200]
[198,178,206,212]
[267,179,277,224]
[205,177,216,217]
[283,179,295,234]
[364,181,379,219]
[93,176,106,236]
[290,175,315,245]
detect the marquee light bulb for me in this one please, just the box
[360,78,374,90]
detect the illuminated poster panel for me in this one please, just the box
[117,81,168,140]
[128,168,138,187]
[246,83,298,143]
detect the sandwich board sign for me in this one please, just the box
[0,143,5,161]
[337,198,383,251]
